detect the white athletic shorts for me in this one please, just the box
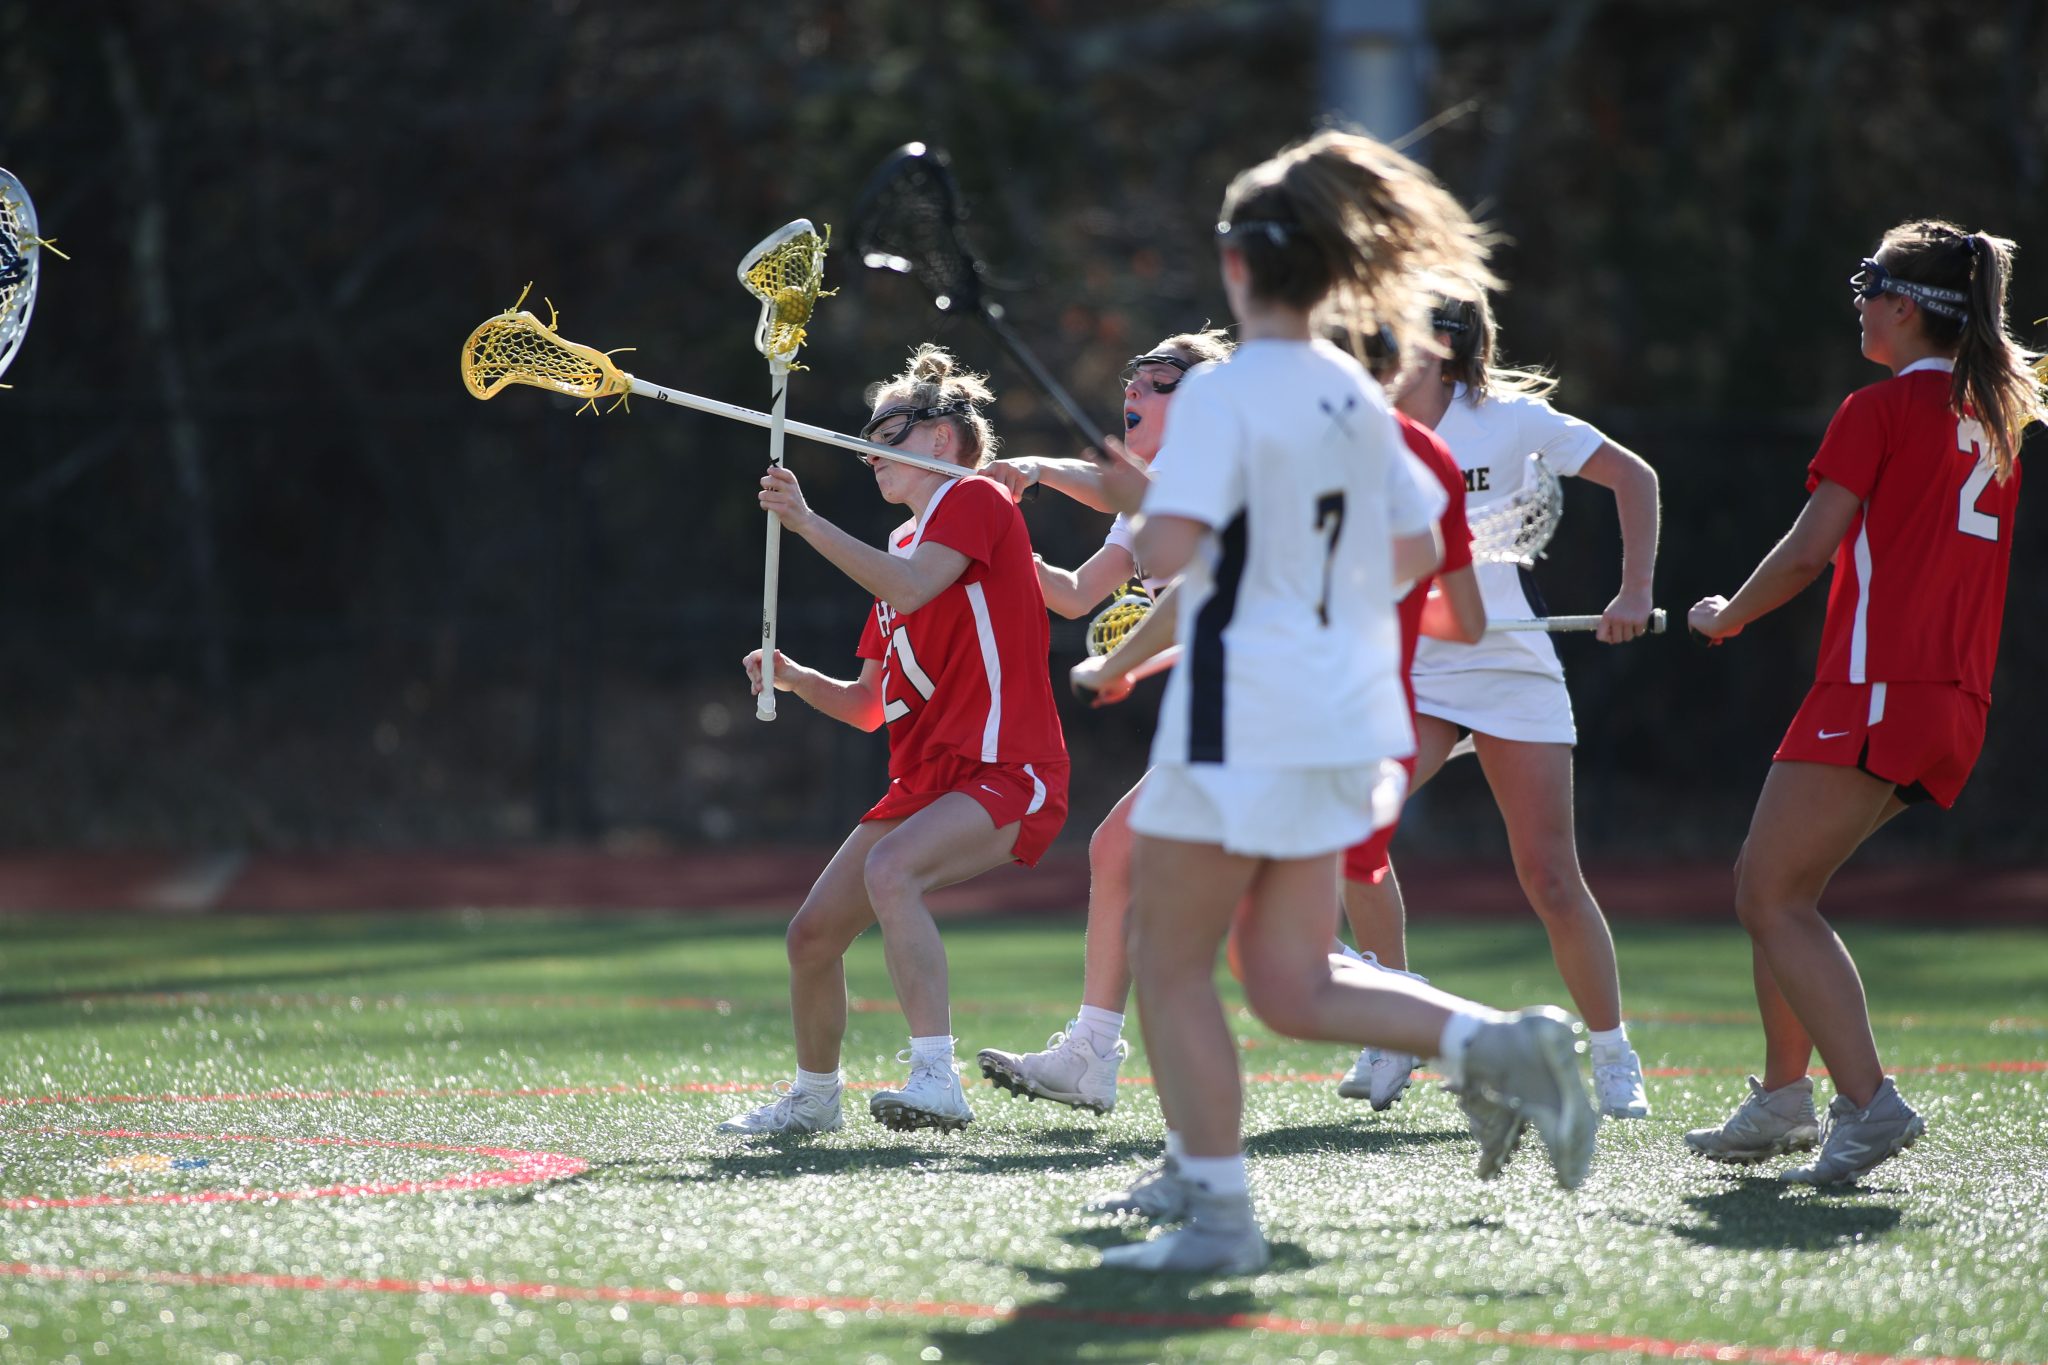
[1412,667,1577,746]
[1130,760,1408,860]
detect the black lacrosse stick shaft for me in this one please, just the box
[977,307,1108,455]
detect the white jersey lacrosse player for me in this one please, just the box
[1407,383,1605,742]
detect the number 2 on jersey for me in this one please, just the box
[1315,491,1346,626]
[1956,418,1998,542]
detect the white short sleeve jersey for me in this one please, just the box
[1140,339,1443,769]
[1410,385,1608,680]
[1102,513,1170,596]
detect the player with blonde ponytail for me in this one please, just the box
[1081,130,1596,1274]
[1688,220,2044,1184]
[718,344,1069,1140]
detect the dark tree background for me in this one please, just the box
[2,0,2043,859]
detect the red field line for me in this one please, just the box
[48,988,2046,1033]
[0,1261,2005,1364]
[1,1128,587,1210]
[2,1059,2042,1111]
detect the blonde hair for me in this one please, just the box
[1875,219,2045,481]
[1217,129,1496,367]
[864,343,1000,468]
[1431,292,1557,402]
[1153,327,1235,367]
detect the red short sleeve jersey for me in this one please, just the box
[1393,413,1473,706]
[853,476,1067,778]
[1806,363,2020,701]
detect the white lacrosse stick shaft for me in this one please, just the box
[758,359,792,720]
[1489,609,1666,634]
[618,377,967,480]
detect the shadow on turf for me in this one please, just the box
[922,1241,1316,1364]
[1662,1176,1905,1250]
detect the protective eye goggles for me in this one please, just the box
[1120,352,1192,394]
[1429,307,1473,336]
[1215,219,1294,247]
[859,399,973,449]
[1850,258,1969,321]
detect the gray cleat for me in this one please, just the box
[715,1081,843,1136]
[1458,1085,1529,1180]
[979,1024,1126,1114]
[1086,1157,1192,1222]
[1781,1078,1925,1186]
[1684,1076,1820,1164]
[1462,1008,1598,1189]
[1098,1184,1269,1275]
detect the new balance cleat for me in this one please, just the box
[978,1024,1127,1114]
[1462,1008,1598,1189]
[1683,1076,1820,1163]
[1086,1158,1191,1222]
[1591,1042,1653,1119]
[715,1081,842,1136]
[1781,1078,1925,1186]
[1098,1185,1268,1275]
[868,1054,974,1134]
[1458,1085,1528,1180]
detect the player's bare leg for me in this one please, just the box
[981,781,1139,1114]
[784,820,891,1074]
[1341,714,1460,969]
[1733,762,1903,1106]
[1470,733,1648,1117]
[863,793,1020,1132]
[863,793,1019,1037]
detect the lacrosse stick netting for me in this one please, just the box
[1086,583,1153,658]
[1465,454,1562,568]
[1,168,69,384]
[738,220,831,722]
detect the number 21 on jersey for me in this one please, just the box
[878,608,936,723]
[1956,418,1998,542]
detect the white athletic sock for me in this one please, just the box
[909,1034,956,1066]
[1435,1009,1492,1091]
[794,1067,841,1098]
[1164,1130,1187,1162]
[1587,1024,1630,1057]
[1073,1005,1125,1053]
[1177,1152,1249,1197]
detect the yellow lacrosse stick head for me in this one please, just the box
[1086,583,1153,658]
[738,220,832,366]
[460,284,634,408]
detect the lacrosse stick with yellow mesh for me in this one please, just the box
[1,167,70,386]
[739,219,830,721]
[459,290,968,480]
[1085,582,1153,658]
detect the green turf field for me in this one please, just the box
[2,911,2043,1363]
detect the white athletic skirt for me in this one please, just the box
[1130,760,1408,860]
[1412,667,1577,746]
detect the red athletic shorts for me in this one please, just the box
[862,754,1071,866]
[1341,754,1419,884]
[1773,681,1987,809]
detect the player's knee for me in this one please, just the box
[785,910,839,966]
[1243,964,1320,1039]
[1514,857,1587,919]
[861,843,929,914]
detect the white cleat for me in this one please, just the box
[868,1053,974,1134]
[1592,1042,1653,1119]
[1463,1008,1599,1189]
[978,1024,1127,1114]
[715,1081,842,1136]
[1338,1047,1417,1110]
[1098,1185,1268,1275]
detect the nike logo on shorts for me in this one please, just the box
[980,785,1001,795]
[1818,728,1851,740]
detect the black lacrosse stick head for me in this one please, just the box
[851,142,987,316]
[0,228,23,289]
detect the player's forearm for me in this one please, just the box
[786,666,885,731]
[1021,457,1114,512]
[1717,534,1828,634]
[1418,567,1485,642]
[795,517,944,614]
[1037,562,1094,619]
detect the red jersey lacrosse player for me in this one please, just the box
[719,344,1068,1139]
[1688,220,2045,1185]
